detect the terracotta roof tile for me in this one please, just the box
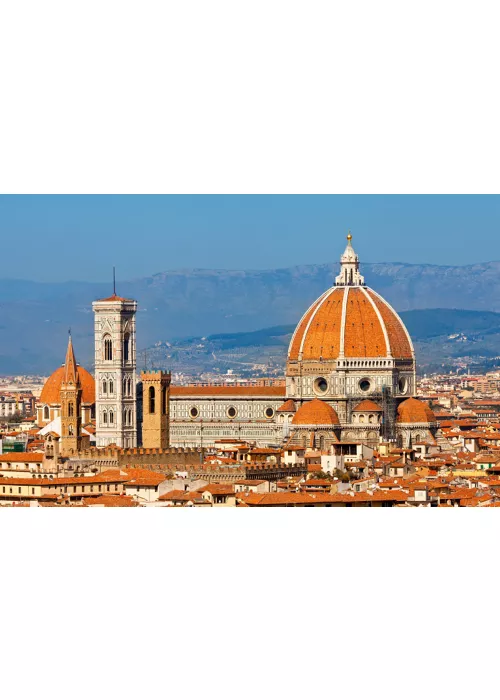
[40,365,95,405]
[397,398,437,424]
[353,399,383,412]
[292,399,340,426]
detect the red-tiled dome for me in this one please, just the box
[396,398,436,424]
[353,399,383,412]
[288,286,413,362]
[40,365,95,405]
[292,399,340,426]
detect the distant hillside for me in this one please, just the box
[207,325,295,349]
[401,308,500,340]
[5,259,500,373]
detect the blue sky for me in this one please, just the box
[1,195,499,282]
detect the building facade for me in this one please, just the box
[168,235,437,449]
[169,386,286,447]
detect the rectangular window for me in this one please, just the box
[32,488,35,495]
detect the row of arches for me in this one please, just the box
[101,376,133,396]
[339,360,391,368]
[352,413,381,424]
[100,410,134,427]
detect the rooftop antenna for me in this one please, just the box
[113,266,116,295]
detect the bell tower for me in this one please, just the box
[92,291,138,448]
[60,334,82,456]
[141,370,171,448]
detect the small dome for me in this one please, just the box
[353,399,382,412]
[40,365,95,405]
[277,399,296,413]
[397,398,436,424]
[292,399,340,426]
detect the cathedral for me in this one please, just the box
[37,235,438,455]
[168,234,438,449]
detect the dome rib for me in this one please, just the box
[288,288,331,361]
[301,288,343,361]
[343,287,387,358]
[360,287,390,356]
[366,289,414,360]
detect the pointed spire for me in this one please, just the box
[63,332,80,386]
[335,231,365,286]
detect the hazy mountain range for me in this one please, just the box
[3,260,500,374]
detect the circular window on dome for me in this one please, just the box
[398,377,408,394]
[265,407,275,419]
[227,406,237,419]
[359,379,371,392]
[314,377,328,395]
[189,406,199,419]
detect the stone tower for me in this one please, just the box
[140,370,171,448]
[92,293,138,448]
[60,334,82,456]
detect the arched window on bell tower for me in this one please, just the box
[103,335,113,361]
[149,386,156,414]
[123,333,130,362]
[162,385,167,415]
[43,406,49,420]
[102,379,107,395]
[68,402,74,417]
